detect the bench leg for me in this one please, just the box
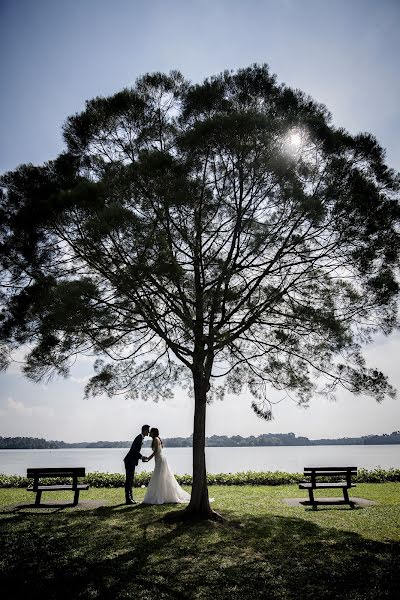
[73,490,79,505]
[35,490,42,506]
[342,488,354,507]
[308,488,316,506]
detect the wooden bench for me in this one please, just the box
[27,467,89,506]
[299,466,357,508]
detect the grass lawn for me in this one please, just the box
[1,483,399,599]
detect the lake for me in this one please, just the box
[1,445,399,476]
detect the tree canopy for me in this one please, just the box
[1,64,399,518]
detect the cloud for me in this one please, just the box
[5,397,55,418]
[74,355,96,365]
[70,376,90,384]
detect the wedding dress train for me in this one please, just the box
[142,444,191,504]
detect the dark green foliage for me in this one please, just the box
[0,63,399,412]
[2,468,400,489]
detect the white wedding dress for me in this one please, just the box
[142,439,191,505]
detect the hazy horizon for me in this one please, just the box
[2,430,399,445]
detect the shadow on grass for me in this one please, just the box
[6,502,77,512]
[1,503,399,599]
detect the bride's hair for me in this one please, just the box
[150,427,163,449]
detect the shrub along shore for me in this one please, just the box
[1,467,399,488]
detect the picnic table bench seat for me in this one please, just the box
[299,466,357,508]
[27,467,89,506]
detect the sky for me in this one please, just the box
[0,0,399,442]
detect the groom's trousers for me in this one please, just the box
[124,462,136,502]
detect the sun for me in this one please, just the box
[284,129,305,155]
[289,131,302,147]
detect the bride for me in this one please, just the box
[142,427,191,505]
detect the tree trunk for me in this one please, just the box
[163,370,222,523]
[187,373,212,516]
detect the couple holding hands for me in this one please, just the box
[123,424,191,505]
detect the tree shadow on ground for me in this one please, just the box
[1,503,399,600]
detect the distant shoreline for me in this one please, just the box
[1,432,399,449]
[1,443,400,449]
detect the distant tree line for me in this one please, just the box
[1,431,400,449]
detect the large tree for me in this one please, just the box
[1,65,399,519]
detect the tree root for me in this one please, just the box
[162,506,224,524]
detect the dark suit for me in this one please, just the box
[124,433,143,502]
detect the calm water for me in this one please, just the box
[1,445,399,476]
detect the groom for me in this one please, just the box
[124,424,150,504]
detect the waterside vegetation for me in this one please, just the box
[1,468,399,489]
[1,431,400,449]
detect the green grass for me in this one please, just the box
[1,484,399,599]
